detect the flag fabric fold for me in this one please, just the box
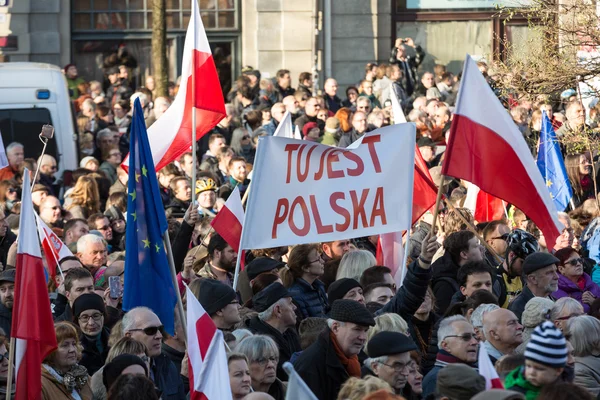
[464,183,506,222]
[442,55,562,248]
[273,111,302,140]
[478,342,504,389]
[210,186,244,252]
[122,0,225,172]
[536,111,573,212]
[12,170,58,400]
[123,98,178,335]
[186,285,233,400]
[35,213,73,282]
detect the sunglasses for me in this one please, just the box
[0,352,8,363]
[565,258,583,267]
[444,333,479,342]
[7,188,16,194]
[129,325,164,336]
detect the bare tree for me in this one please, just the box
[152,0,168,98]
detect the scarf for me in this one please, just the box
[43,364,88,399]
[329,331,361,378]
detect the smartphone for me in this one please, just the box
[40,124,54,140]
[109,276,122,299]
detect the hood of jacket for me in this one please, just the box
[432,251,460,281]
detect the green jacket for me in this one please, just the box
[504,367,541,400]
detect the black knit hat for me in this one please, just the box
[246,257,285,281]
[198,279,236,315]
[522,252,560,275]
[103,354,148,391]
[367,331,417,357]
[525,321,568,368]
[252,282,290,313]
[72,293,106,318]
[327,278,362,304]
[329,299,375,327]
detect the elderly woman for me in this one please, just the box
[553,248,600,313]
[566,315,600,396]
[336,250,377,281]
[73,293,110,375]
[515,297,555,354]
[228,353,252,400]
[235,335,286,400]
[551,297,585,332]
[42,322,92,399]
[287,243,328,319]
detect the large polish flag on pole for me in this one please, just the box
[210,185,244,256]
[186,285,233,400]
[442,55,561,247]
[12,171,57,400]
[123,0,225,172]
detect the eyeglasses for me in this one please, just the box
[0,352,9,363]
[444,333,479,342]
[97,225,111,231]
[380,361,409,372]
[79,313,103,323]
[555,313,583,321]
[7,188,16,194]
[490,234,509,241]
[308,255,323,264]
[109,152,121,157]
[254,356,278,366]
[129,325,164,336]
[565,258,583,267]
[242,135,250,140]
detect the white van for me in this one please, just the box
[0,62,79,179]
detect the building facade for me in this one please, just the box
[0,0,529,94]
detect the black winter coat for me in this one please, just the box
[293,328,351,400]
[0,230,16,269]
[0,301,11,339]
[246,316,302,381]
[79,327,110,375]
[151,352,186,400]
[430,251,461,315]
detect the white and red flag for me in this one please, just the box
[35,213,73,282]
[210,185,245,267]
[464,183,506,223]
[273,111,302,140]
[442,55,561,247]
[123,0,225,172]
[479,342,504,389]
[186,285,233,400]
[12,170,57,400]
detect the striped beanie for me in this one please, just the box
[524,321,568,368]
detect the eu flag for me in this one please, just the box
[123,98,177,335]
[536,111,573,212]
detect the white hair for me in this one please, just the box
[566,315,600,357]
[234,335,279,363]
[122,306,156,334]
[327,318,345,329]
[6,142,23,153]
[77,233,106,254]
[130,92,149,107]
[551,297,584,321]
[437,315,469,348]
[336,250,376,281]
[231,329,253,343]
[471,304,500,329]
[96,128,114,139]
[37,154,55,167]
[258,298,287,321]
[364,355,389,370]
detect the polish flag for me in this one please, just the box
[442,55,561,248]
[210,186,244,253]
[122,0,226,172]
[186,285,233,400]
[35,213,73,282]
[478,342,504,389]
[464,183,506,222]
[12,171,57,400]
[274,112,302,140]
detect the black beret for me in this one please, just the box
[329,299,375,327]
[198,279,236,315]
[367,331,417,357]
[103,354,148,390]
[523,252,560,275]
[0,269,15,284]
[327,278,362,304]
[73,293,106,318]
[246,257,285,281]
[252,282,290,312]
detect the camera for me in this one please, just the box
[40,124,54,140]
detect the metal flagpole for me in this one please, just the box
[163,231,187,342]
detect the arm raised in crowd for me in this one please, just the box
[377,233,437,319]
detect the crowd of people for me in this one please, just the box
[0,36,600,400]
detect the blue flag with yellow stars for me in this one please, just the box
[536,111,573,212]
[123,98,177,335]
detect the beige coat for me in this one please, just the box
[41,368,92,400]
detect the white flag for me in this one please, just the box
[390,88,407,124]
[283,362,318,400]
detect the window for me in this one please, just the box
[72,0,238,32]
[0,109,58,164]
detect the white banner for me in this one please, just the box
[240,124,417,249]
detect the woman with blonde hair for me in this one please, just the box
[366,313,410,350]
[336,250,377,281]
[42,322,93,399]
[337,376,394,400]
[65,175,100,219]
